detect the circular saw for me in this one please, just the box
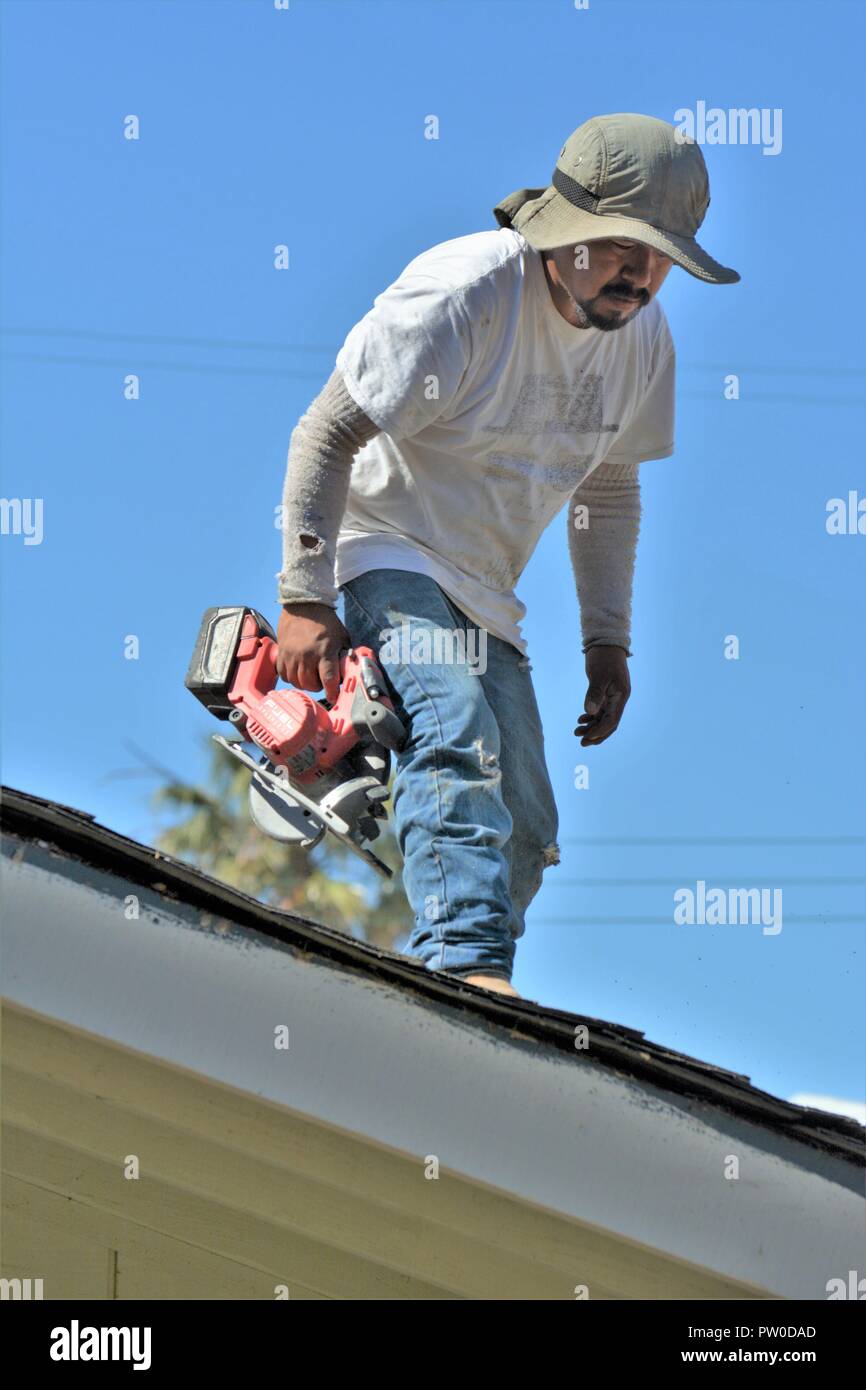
[184,606,406,878]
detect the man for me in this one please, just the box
[275,113,739,998]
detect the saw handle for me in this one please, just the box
[230,618,406,759]
[328,647,407,753]
[359,698,406,752]
[186,607,407,759]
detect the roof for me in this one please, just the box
[2,784,864,1299]
[2,784,861,1158]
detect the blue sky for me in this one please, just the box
[2,0,864,1113]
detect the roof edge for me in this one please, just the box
[2,783,863,1164]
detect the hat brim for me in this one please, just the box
[496,186,740,285]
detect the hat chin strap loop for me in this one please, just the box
[551,166,600,214]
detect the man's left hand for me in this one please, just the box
[575,645,631,746]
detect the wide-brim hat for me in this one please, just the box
[494,113,740,285]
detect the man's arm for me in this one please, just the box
[276,367,381,700]
[278,367,381,608]
[567,459,641,745]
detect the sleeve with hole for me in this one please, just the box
[275,369,381,608]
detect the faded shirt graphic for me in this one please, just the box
[334,227,675,651]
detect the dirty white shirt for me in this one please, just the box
[328,227,674,652]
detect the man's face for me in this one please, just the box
[549,238,673,330]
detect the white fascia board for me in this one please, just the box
[2,849,863,1300]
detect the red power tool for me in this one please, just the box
[185,606,406,878]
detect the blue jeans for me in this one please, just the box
[341,569,560,981]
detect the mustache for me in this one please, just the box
[600,280,649,304]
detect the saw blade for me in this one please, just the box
[213,735,393,879]
[257,762,393,879]
[249,768,324,848]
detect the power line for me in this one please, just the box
[679,361,866,380]
[1,326,337,355]
[680,390,864,406]
[0,352,326,380]
[3,351,861,405]
[3,326,864,380]
[556,835,866,846]
[527,915,865,926]
[549,876,866,888]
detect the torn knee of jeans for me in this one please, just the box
[472,736,500,775]
[542,841,561,868]
[299,532,325,554]
[517,656,532,671]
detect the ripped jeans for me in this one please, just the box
[341,568,560,982]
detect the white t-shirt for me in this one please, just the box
[334,227,675,653]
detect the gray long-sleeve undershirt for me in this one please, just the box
[277,369,380,608]
[567,460,641,655]
[276,367,641,653]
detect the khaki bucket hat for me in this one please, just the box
[493,113,740,285]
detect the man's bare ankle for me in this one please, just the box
[461,973,521,998]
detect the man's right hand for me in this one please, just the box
[276,602,352,705]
